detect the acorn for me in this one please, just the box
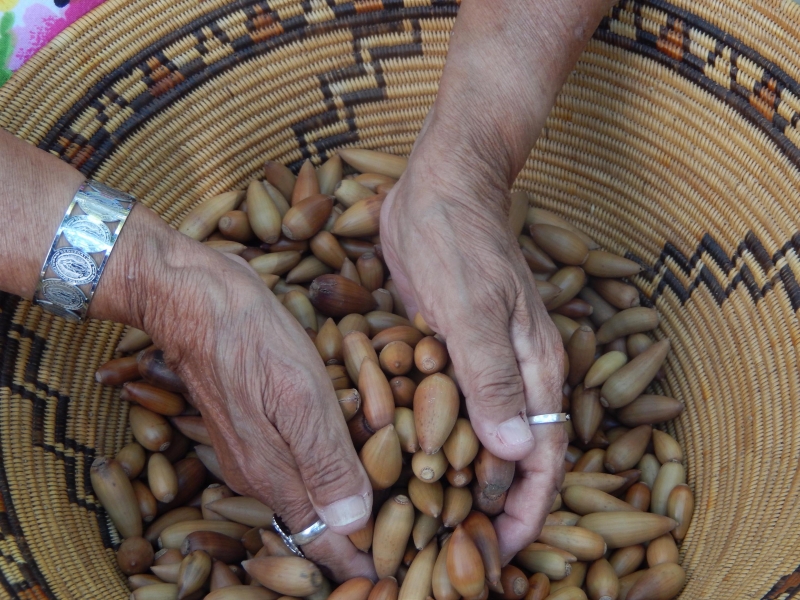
[562,485,639,515]
[204,586,278,599]
[137,348,186,393]
[246,180,282,243]
[338,148,407,178]
[380,341,414,376]
[652,429,684,463]
[218,210,254,243]
[571,385,603,446]
[398,538,438,600]
[551,314,581,345]
[596,308,659,345]
[204,239,247,255]
[122,382,186,417]
[179,190,243,240]
[530,224,589,265]
[626,563,685,600]
[310,230,347,269]
[446,464,474,488]
[96,355,140,386]
[176,550,211,599]
[471,484,507,516]
[446,525,485,597]
[411,449,448,482]
[462,511,502,586]
[498,564,529,600]
[373,494,415,578]
[132,480,158,523]
[360,358,396,430]
[646,533,679,567]
[209,560,242,591]
[563,472,625,493]
[349,515,374,553]
[316,318,344,364]
[393,407,419,453]
[442,418,479,471]
[242,556,323,596]
[546,586,588,600]
[413,373,460,454]
[340,237,377,259]
[181,531,246,564]
[441,486,473,528]
[285,256,332,284]
[90,457,142,538]
[411,512,441,551]
[310,274,378,317]
[519,235,557,273]
[514,548,570,580]
[390,376,417,408]
[337,388,362,422]
[408,477,443,518]
[117,443,147,479]
[535,280,563,305]
[368,577,399,600]
[127,574,162,590]
[526,573,551,600]
[577,512,677,548]
[524,543,578,562]
[354,172,397,191]
[158,520,250,550]
[259,528,294,557]
[384,279,409,319]
[537,526,606,561]
[145,507,202,545]
[263,161,296,199]
[600,340,670,409]
[554,298,594,319]
[148,453,179,503]
[365,311,412,335]
[567,327,596,387]
[372,288,394,313]
[359,425,402,490]
[372,326,425,351]
[667,484,694,541]
[549,561,587,594]
[625,482,652,512]
[130,583,179,600]
[170,416,211,446]
[194,445,223,481]
[249,251,302,276]
[204,497,274,528]
[474,447,515,498]
[583,250,643,278]
[282,193,333,240]
[432,535,458,600]
[328,577,374,600]
[579,288,618,326]
[414,336,449,375]
[318,155,343,195]
[609,545,647,577]
[545,511,580,527]
[334,179,376,207]
[117,327,152,354]
[591,278,640,309]
[572,448,604,473]
[604,425,652,473]
[340,313,370,336]
[548,267,587,309]
[651,461,686,516]
[637,454,661,489]
[357,253,385,292]
[291,159,320,205]
[118,537,155,575]
[332,194,385,237]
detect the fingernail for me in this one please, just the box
[319,494,370,528]
[496,415,533,446]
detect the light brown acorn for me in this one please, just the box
[637,454,661,489]
[292,159,320,205]
[179,190,243,241]
[127,574,162,590]
[609,545,646,577]
[246,180,282,244]
[129,582,179,600]
[545,512,581,527]
[578,288,618,327]
[432,536,458,600]
[328,577,374,600]
[390,376,417,408]
[537,526,606,561]
[571,385,603,446]
[554,298,594,319]
[414,373,460,454]
[132,480,158,523]
[334,179,375,207]
[497,564,529,600]
[625,482,652,512]
[285,256,332,284]
[530,224,589,265]
[263,161,296,199]
[316,318,344,364]
[446,525,485,598]
[338,148,407,178]
[446,464,474,488]
[332,194,385,237]
[384,279,408,319]
[551,314,580,345]
[600,340,670,409]
[474,447,515,498]
[204,497,274,528]
[572,448,604,473]
[526,573,551,600]
[343,331,380,382]
[591,278,640,310]
[117,327,152,354]
[582,250,643,278]
[562,485,639,515]
[349,515,374,553]
[604,425,652,474]
[626,563,685,600]
[667,484,694,541]
[204,587,279,599]
[204,239,247,255]
[652,429,684,463]
[524,543,578,563]
[442,418,479,471]
[514,548,571,580]
[373,288,394,313]
[170,416,211,446]
[651,461,686,516]
[535,280,562,305]
[372,326,424,351]
[181,531,246,564]
[373,494,415,579]
[282,193,333,240]
[118,537,155,576]
[414,336,449,375]
[548,267,587,309]
[646,533,679,567]
[357,253,384,292]
[441,486,473,528]
[519,235,557,273]
[398,538,438,600]
[218,210,254,243]
[90,457,142,538]
[471,484,507,517]
[365,311,412,335]
[368,577,399,600]
[145,507,202,545]
[616,395,683,427]
[129,406,172,452]
[96,355,141,386]
[242,556,322,596]
[337,388,362,422]
[193,445,222,481]
[339,313,370,336]
[148,453,179,503]
[340,237,376,259]
[310,230,347,269]
[176,550,211,599]
[209,560,242,591]
[408,477,443,518]
[567,326,596,387]
[462,511,502,587]
[249,251,302,276]
[318,155,343,195]
[359,424,402,490]
[158,520,250,550]
[310,274,378,318]
[393,407,419,453]
[596,307,659,345]
[122,382,186,417]
[359,358,395,430]
[380,341,414,376]
[549,561,587,594]
[117,442,146,479]
[577,512,677,549]
[411,449,448,483]
[546,587,588,600]
[354,172,396,191]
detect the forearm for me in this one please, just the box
[415,0,611,187]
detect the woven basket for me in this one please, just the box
[0,0,799,597]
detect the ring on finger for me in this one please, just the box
[528,412,570,425]
[272,514,328,558]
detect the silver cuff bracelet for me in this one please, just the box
[33,180,136,322]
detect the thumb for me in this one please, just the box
[447,317,534,463]
[275,377,374,536]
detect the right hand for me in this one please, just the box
[98,206,376,581]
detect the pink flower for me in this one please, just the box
[10,0,105,71]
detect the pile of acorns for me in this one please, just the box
[92,148,695,600]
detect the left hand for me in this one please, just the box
[380,139,567,563]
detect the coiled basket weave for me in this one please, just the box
[0,0,799,597]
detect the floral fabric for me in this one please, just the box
[0,0,104,85]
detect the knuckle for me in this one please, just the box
[466,363,524,409]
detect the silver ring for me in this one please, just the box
[528,413,570,425]
[272,515,327,558]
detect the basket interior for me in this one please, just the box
[1,0,800,598]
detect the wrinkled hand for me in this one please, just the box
[127,213,375,581]
[381,145,567,563]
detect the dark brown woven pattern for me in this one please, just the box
[2,0,800,597]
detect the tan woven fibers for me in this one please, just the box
[1,0,800,598]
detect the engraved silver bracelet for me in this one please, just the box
[33,180,136,322]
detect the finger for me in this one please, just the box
[447,306,533,463]
[271,360,374,536]
[494,421,568,563]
